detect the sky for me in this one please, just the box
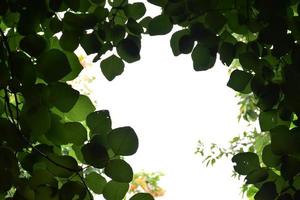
[77,33,249,199]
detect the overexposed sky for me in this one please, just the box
[79,33,248,199]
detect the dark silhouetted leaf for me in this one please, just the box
[108,126,139,156]
[105,159,133,183]
[148,14,173,35]
[85,172,107,194]
[100,55,125,81]
[86,110,112,134]
[130,193,155,200]
[37,49,71,83]
[227,69,253,93]
[103,180,129,200]
[232,152,260,175]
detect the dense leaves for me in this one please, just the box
[1,0,300,199]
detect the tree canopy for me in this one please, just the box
[0,0,300,199]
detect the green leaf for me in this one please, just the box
[48,82,79,112]
[63,122,87,146]
[65,95,95,122]
[130,193,155,200]
[20,34,47,57]
[117,37,140,63]
[148,14,173,36]
[227,69,253,93]
[46,154,80,178]
[245,168,268,184]
[21,104,51,137]
[259,110,289,132]
[59,31,79,52]
[80,33,102,55]
[127,18,144,35]
[86,110,112,134]
[239,52,259,71]
[262,144,281,168]
[85,172,107,194]
[219,42,235,66]
[104,159,133,183]
[108,0,126,7]
[124,3,146,20]
[59,181,87,200]
[45,114,66,145]
[103,180,129,200]
[37,49,71,83]
[63,52,84,81]
[147,0,167,7]
[81,137,109,168]
[108,126,139,156]
[254,182,277,200]
[49,17,63,33]
[108,25,126,44]
[100,55,125,81]
[29,169,58,189]
[178,34,194,54]
[170,29,189,56]
[270,126,295,155]
[232,152,260,175]
[204,12,226,33]
[191,44,216,71]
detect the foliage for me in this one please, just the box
[1,0,300,200]
[129,171,165,198]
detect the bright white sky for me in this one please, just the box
[79,34,248,199]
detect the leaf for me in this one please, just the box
[104,159,133,183]
[37,49,71,83]
[232,152,260,175]
[117,37,140,63]
[65,95,95,122]
[81,137,109,168]
[270,126,295,155]
[63,122,87,146]
[80,32,102,55]
[20,34,47,57]
[59,31,79,52]
[245,168,268,184]
[227,69,253,93]
[103,180,129,200]
[239,52,259,71]
[48,82,79,112]
[124,3,146,20]
[85,172,107,194]
[259,110,289,132]
[46,154,80,178]
[59,181,86,200]
[130,193,154,200]
[170,29,189,56]
[178,34,194,54]
[148,14,173,36]
[147,0,167,7]
[63,52,84,81]
[191,44,216,71]
[29,169,58,189]
[100,55,125,81]
[219,42,235,66]
[22,104,51,137]
[262,144,281,168]
[108,126,139,156]
[254,182,277,200]
[86,110,112,134]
